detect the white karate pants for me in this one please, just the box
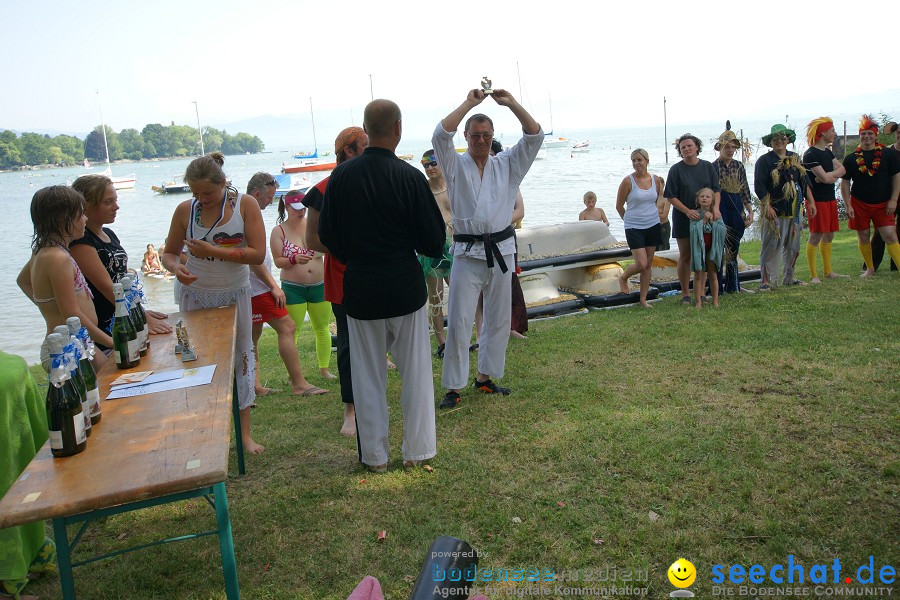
[441,254,512,390]
[347,306,436,466]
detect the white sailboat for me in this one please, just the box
[281,98,336,174]
[541,94,568,149]
[96,91,136,190]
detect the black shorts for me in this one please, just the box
[625,224,663,250]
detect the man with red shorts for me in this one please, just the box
[839,115,900,277]
[803,117,847,282]
[246,172,327,396]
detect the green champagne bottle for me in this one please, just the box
[122,276,148,356]
[113,283,139,369]
[45,333,87,458]
[67,317,101,425]
[53,325,91,438]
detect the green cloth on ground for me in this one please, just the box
[689,211,727,271]
[0,352,49,587]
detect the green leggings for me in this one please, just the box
[285,300,333,369]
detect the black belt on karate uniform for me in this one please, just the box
[453,225,516,273]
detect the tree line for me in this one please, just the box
[0,123,265,169]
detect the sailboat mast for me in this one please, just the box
[309,97,318,151]
[96,90,111,165]
[548,93,554,135]
[517,61,522,100]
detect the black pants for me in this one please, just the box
[332,303,354,404]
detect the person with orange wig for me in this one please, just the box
[802,117,847,282]
[839,115,900,277]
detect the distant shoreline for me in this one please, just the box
[0,153,267,174]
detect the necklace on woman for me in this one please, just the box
[855,143,883,176]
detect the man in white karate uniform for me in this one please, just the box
[432,87,542,409]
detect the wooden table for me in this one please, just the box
[0,306,243,599]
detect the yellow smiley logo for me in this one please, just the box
[668,558,697,588]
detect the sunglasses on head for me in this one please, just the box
[265,179,276,186]
[422,160,438,168]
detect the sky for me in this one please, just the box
[2,0,898,146]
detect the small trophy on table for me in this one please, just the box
[480,76,493,95]
[180,326,197,362]
[174,320,184,354]
[175,320,197,361]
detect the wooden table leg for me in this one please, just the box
[52,517,76,600]
[213,482,240,600]
[232,376,245,475]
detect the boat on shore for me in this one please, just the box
[282,159,336,174]
[151,181,192,194]
[282,97,336,174]
[273,173,312,199]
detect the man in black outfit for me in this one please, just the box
[319,99,445,472]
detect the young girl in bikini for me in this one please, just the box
[17,186,111,369]
[272,191,335,381]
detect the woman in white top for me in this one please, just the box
[615,148,665,307]
[162,152,267,455]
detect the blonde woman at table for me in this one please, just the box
[272,190,335,382]
[162,152,267,455]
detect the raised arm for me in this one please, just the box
[491,90,540,135]
[441,89,486,133]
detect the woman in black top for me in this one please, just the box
[70,174,170,349]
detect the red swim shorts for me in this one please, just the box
[849,197,896,230]
[251,291,288,324]
[809,200,839,233]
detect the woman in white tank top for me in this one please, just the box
[615,148,664,307]
[161,152,268,455]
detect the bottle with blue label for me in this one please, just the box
[45,333,87,458]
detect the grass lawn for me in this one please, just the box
[24,229,899,599]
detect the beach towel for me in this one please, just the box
[689,214,727,271]
[0,352,51,588]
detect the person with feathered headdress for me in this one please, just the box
[868,121,900,272]
[839,114,900,277]
[712,123,754,294]
[802,117,848,282]
[753,124,817,289]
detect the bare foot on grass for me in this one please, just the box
[255,386,281,396]
[861,269,875,278]
[810,277,822,284]
[243,438,264,455]
[340,404,357,436]
[826,272,849,279]
[510,330,527,339]
[320,369,337,380]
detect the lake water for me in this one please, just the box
[0,117,807,363]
